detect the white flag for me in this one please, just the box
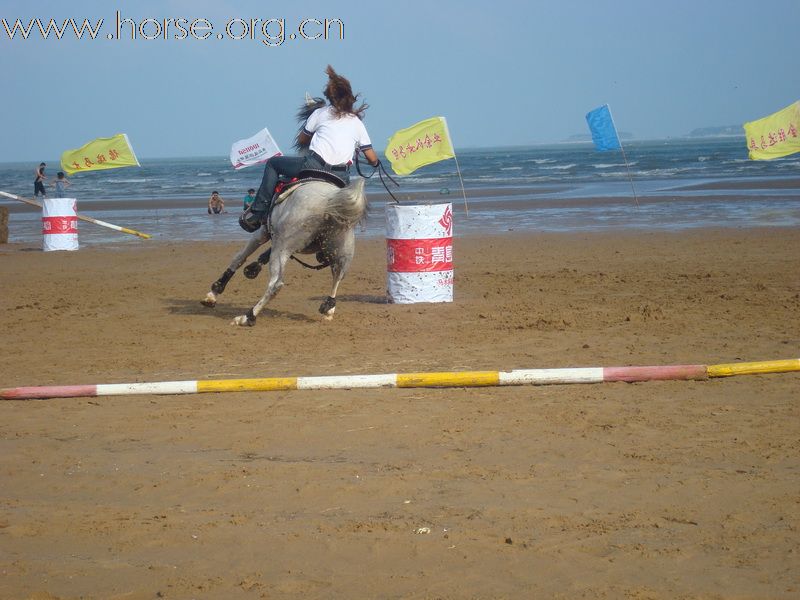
[229,127,281,170]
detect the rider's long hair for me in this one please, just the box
[323,65,368,119]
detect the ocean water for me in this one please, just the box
[1,137,799,246]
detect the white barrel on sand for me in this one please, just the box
[42,197,78,251]
[386,203,453,303]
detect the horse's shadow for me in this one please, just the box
[164,299,316,323]
[317,294,388,305]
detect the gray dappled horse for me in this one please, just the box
[202,96,322,309]
[230,178,366,325]
[201,97,369,325]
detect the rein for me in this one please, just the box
[355,153,400,203]
[289,155,397,270]
[291,255,330,270]
[270,145,398,272]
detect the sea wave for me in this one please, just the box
[542,163,577,170]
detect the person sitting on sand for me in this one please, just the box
[207,191,226,214]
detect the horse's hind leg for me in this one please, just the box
[318,271,343,321]
[319,232,354,321]
[231,249,289,327]
[202,227,269,307]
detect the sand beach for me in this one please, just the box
[0,224,798,599]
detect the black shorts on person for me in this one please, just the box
[208,206,222,214]
[34,180,46,196]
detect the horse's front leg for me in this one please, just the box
[232,250,288,327]
[202,227,269,307]
[243,247,272,279]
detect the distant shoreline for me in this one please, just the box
[2,176,799,214]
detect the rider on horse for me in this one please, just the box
[241,65,381,231]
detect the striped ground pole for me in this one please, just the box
[1,359,798,401]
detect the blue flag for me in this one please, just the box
[586,105,621,151]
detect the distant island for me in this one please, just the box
[685,125,742,138]
[566,131,634,142]
[564,125,743,143]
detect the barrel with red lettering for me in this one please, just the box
[386,203,453,303]
[42,198,78,251]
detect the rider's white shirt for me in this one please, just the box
[304,106,372,166]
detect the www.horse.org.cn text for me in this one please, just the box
[1,12,345,47]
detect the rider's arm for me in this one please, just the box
[362,147,380,167]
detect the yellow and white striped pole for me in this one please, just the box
[2,359,798,400]
[707,358,800,377]
[0,191,152,239]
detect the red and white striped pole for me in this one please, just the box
[2,359,798,401]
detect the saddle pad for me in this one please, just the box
[297,169,347,188]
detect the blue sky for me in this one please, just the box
[2,0,798,161]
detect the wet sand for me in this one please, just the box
[2,177,798,216]
[1,229,799,598]
[673,177,800,191]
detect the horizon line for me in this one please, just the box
[0,135,747,166]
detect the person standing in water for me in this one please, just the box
[53,172,71,198]
[34,162,47,199]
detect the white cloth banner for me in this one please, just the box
[229,127,281,170]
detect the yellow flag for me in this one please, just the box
[385,117,455,175]
[61,133,140,175]
[743,101,800,160]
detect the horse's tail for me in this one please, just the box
[326,178,368,226]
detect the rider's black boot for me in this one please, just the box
[239,197,271,233]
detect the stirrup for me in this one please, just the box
[239,205,267,233]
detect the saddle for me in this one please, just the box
[273,170,347,206]
[239,170,347,233]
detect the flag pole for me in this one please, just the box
[607,106,639,208]
[0,191,152,239]
[451,153,469,215]
[618,143,639,208]
[441,118,469,215]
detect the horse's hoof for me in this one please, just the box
[243,262,262,279]
[201,293,217,308]
[318,296,336,315]
[231,312,256,327]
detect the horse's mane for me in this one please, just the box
[293,96,326,152]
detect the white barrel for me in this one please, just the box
[386,203,453,303]
[42,198,78,251]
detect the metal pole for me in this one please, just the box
[607,106,640,208]
[0,191,152,239]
